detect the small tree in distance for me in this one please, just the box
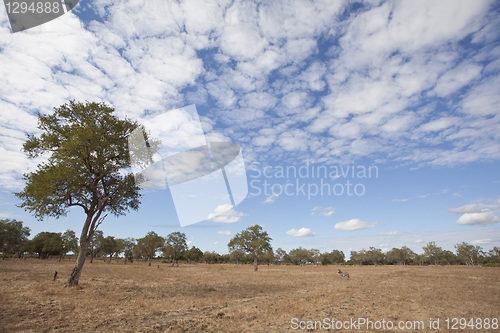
[0,219,31,259]
[228,224,272,271]
[101,236,119,263]
[163,232,188,266]
[15,101,157,286]
[122,238,136,263]
[88,230,104,263]
[60,230,78,261]
[136,231,164,266]
[423,241,444,265]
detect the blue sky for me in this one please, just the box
[1,0,499,257]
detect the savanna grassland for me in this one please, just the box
[1,259,499,332]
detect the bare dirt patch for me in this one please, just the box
[1,260,499,332]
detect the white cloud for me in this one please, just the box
[471,239,493,245]
[311,206,335,217]
[434,63,482,97]
[456,212,500,226]
[418,117,460,132]
[1,0,499,196]
[380,231,400,236]
[461,75,500,116]
[449,199,500,226]
[217,230,232,236]
[334,219,376,231]
[286,227,316,237]
[448,203,488,215]
[207,204,246,223]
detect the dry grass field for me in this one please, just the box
[1,259,499,332]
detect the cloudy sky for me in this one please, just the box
[1,0,499,256]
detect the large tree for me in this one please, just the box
[163,232,188,266]
[228,224,272,271]
[15,101,148,286]
[0,219,31,259]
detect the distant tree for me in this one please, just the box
[455,242,484,267]
[133,242,147,262]
[350,250,365,266]
[0,219,31,259]
[487,247,500,264]
[184,246,203,263]
[386,246,415,265]
[330,250,345,265]
[60,230,78,261]
[259,250,275,265]
[365,247,385,266]
[441,250,458,265]
[114,238,127,260]
[101,236,119,263]
[309,249,320,264]
[163,232,188,266]
[220,254,231,264]
[88,230,104,263]
[30,232,63,259]
[289,247,314,265]
[15,101,157,286]
[229,248,246,264]
[414,253,428,266]
[121,238,136,263]
[423,242,443,265]
[274,248,290,265]
[203,251,217,264]
[136,231,164,266]
[228,225,272,271]
[319,250,345,265]
[319,252,333,265]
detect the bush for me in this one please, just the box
[483,263,500,267]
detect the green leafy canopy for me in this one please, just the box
[228,225,272,255]
[15,101,144,222]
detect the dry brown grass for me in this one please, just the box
[1,259,499,332]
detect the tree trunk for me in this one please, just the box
[253,254,258,271]
[148,258,152,266]
[68,243,88,286]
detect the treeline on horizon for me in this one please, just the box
[2,219,499,267]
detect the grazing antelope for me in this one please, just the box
[338,269,349,280]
